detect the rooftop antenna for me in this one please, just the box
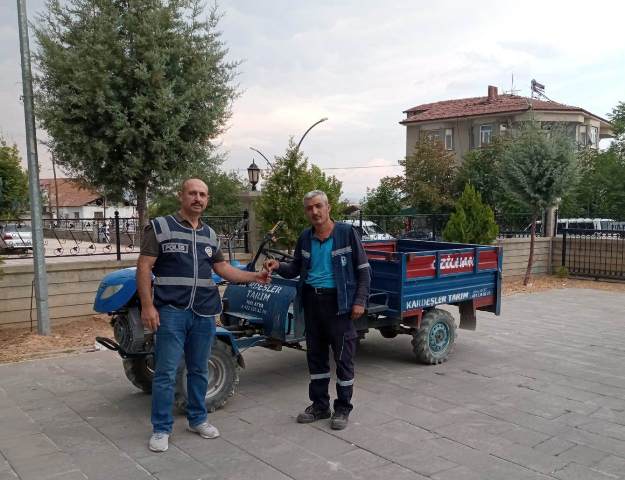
[505,73,521,95]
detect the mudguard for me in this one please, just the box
[93,268,138,313]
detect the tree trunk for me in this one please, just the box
[136,182,149,242]
[51,154,60,220]
[523,215,537,286]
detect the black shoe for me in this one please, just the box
[331,410,350,430]
[296,404,331,424]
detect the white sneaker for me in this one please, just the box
[188,422,220,439]
[149,432,169,452]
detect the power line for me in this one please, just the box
[322,164,402,170]
[232,164,402,172]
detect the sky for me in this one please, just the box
[1,1,624,202]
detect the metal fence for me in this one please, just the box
[203,214,248,256]
[339,214,450,239]
[561,228,625,280]
[1,213,139,259]
[342,212,538,240]
[495,212,543,238]
[0,212,248,260]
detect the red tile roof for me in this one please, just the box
[39,178,101,207]
[401,93,609,125]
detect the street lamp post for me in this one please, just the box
[247,161,260,191]
[295,117,328,152]
[249,147,274,171]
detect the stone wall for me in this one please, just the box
[0,259,136,328]
[0,253,251,329]
[496,237,553,280]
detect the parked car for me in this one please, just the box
[338,219,394,240]
[400,227,434,241]
[0,223,33,253]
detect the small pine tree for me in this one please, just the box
[257,140,342,249]
[443,184,499,244]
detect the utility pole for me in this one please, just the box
[17,0,50,335]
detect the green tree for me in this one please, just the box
[502,123,577,285]
[558,148,625,220]
[442,184,498,244]
[149,170,244,218]
[34,0,239,230]
[0,138,29,218]
[609,101,625,156]
[360,176,403,234]
[361,176,402,216]
[257,141,342,249]
[559,148,604,217]
[399,136,456,213]
[558,102,625,219]
[455,137,509,209]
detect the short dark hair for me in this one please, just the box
[180,178,208,193]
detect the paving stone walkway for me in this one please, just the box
[1,288,625,479]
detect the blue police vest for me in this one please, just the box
[151,215,222,316]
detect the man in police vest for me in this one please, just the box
[137,178,270,452]
[264,190,370,430]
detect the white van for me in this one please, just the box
[338,220,394,241]
[556,218,614,234]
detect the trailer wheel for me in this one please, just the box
[175,340,239,413]
[412,309,456,365]
[122,357,154,393]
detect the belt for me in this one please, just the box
[304,284,337,295]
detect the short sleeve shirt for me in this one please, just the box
[140,213,225,263]
[305,237,336,288]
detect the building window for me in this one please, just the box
[578,125,587,145]
[480,125,492,146]
[444,128,453,150]
[423,129,442,143]
[589,126,598,148]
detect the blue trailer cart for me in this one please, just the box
[356,238,502,364]
[94,226,502,411]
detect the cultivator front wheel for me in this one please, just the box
[175,339,239,413]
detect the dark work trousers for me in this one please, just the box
[302,287,357,413]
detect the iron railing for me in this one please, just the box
[339,213,450,240]
[561,228,625,280]
[342,212,540,241]
[1,212,249,260]
[202,214,248,257]
[1,212,138,259]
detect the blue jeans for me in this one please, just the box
[151,305,216,434]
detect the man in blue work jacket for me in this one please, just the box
[137,178,271,452]
[265,190,371,430]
